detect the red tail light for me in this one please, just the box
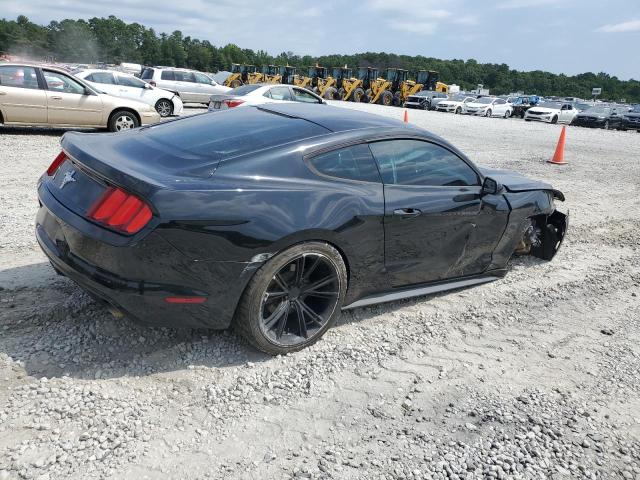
[224,99,245,108]
[88,186,152,234]
[47,151,68,176]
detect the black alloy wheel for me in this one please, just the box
[234,242,347,355]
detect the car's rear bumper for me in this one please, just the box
[35,184,255,329]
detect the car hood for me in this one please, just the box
[467,102,491,108]
[527,107,560,114]
[480,167,565,200]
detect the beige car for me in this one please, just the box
[0,64,161,131]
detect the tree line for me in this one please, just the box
[1,15,638,102]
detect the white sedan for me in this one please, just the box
[436,94,477,114]
[75,69,183,117]
[524,101,578,124]
[208,84,325,111]
[464,97,513,118]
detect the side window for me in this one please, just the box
[0,66,40,89]
[117,75,145,88]
[89,72,116,85]
[309,144,381,183]
[369,140,479,187]
[293,88,321,103]
[175,71,195,83]
[194,72,212,84]
[495,99,506,105]
[269,86,292,101]
[43,71,86,94]
[160,70,175,81]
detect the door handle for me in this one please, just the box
[50,96,62,100]
[393,208,421,218]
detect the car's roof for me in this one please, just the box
[78,69,132,76]
[1,62,69,73]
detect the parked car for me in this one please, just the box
[620,104,640,132]
[524,101,578,124]
[0,63,160,131]
[435,94,477,114]
[571,105,628,129]
[465,97,514,118]
[208,83,324,111]
[35,103,567,355]
[75,69,183,117]
[404,91,448,110]
[140,67,231,104]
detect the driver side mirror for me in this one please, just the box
[144,83,153,89]
[481,177,501,196]
[83,87,94,96]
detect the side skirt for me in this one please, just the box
[342,271,506,310]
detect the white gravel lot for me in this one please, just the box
[0,103,639,480]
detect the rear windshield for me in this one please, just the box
[142,108,330,161]
[229,84,262,96]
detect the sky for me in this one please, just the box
[1,0,639,80]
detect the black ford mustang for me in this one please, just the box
[36,104,567,354]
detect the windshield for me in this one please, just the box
[475,97,494,104]
[229,84,262,96]
[538,102,562,109]
[630,105,640,113]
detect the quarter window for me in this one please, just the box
[369,139,479,187]
[0,66,39,89]
[160,70,175,81]
[309,144,381,183]
[174,71,195,82]
[194,72,213,84]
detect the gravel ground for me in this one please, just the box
[1,102,639,479]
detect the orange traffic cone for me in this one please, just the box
[403,110,409,123]
[548,126,567,165]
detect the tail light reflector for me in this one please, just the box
[224,99,245,108]
[164,296,207,304]
[88,187,152,234]
[47,151,68,176]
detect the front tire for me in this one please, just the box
[379,90,394,106]
[485,109,492,117]
[323,87,338,100]
[155,99,173,117]
[504,110,511,119]
[603,120,610,130]
[108,110,139,132]
[455,107,462,114]
[234,242,347,355]
[551,115,558,124]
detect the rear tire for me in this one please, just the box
[154,99,173,117]
[234,242,347,355]
[504,110,511,119]
[485,109,492,117]
[108,110,139,132]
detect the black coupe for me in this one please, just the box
[36,104,567,355]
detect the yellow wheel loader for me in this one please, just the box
[360,67,395,106]
[224,63,243,88]
[262,65,282,84]
[309,66,337,99]
[280,66,312,89]
[416,70,449,94]
[333,67,366,102]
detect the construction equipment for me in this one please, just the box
[223,64,263,87]
[416,70,449,93]
[359,67,395,106]
[262,65,282,84]
[309,66,337,99]
[280,66,312,89]
[333,67,366,102]
[224,63,243,88]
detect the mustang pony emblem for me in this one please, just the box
[60,170,77,189]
